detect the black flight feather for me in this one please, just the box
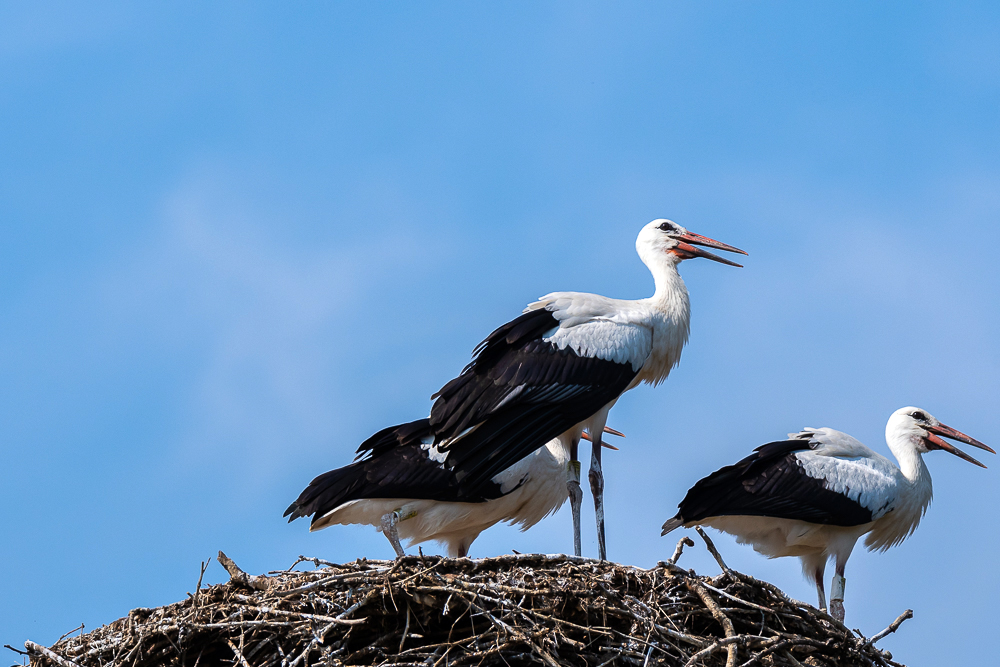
[428,308,637,493]
[284,419,508,527]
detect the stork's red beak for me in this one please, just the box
[672,231,747,267]
[581,426,625,450]
[923,422,994,468]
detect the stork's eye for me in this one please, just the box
[658,222,677,232]
[912,411,927,421]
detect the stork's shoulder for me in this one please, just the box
[792,427,897,476]
[791,428,901,519]
[525,293,651,370]
[791,427,880,459]
[528,292,643,326]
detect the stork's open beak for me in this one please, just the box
[923,422,994,468]
[673,231,748,267]
[581,426,625,450]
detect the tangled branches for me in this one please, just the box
[23,541,908,667]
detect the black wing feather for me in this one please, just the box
[429,308,637,492]
[284,419,508,526]
[666,438,875,528]
[354,418,432,461]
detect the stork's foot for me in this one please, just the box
[566,461,583,557]
[379,511,406,559]
[589,455,606,561]
[830,599,845,622]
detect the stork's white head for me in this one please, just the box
[635,219,747,269]
[886,406,994,468]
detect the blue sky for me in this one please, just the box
[2,2,998,663]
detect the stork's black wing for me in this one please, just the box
[428,308,638,493]
[663,438,874,531]
[284,419,507,527]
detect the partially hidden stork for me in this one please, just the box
[662,407,993,621]
[420,219,745,560]
[284,419,622,557]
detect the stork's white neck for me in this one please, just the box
[886,431,932,486]
[638,248,681,299]
[863,427,934,552]
[885,430,934,520]
[635,249,691,385]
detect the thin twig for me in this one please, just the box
[227,638,253,667]
[218,550,271,591]
[865,609,914,646]
[698,582,774,613]
[25,641,85,667]
[668,536,696,565]
[192,556,211,605]
[686,580,737,667]
[399,603,412,653]
[55,623,85,645]
[735,639,790,667]
[695,527,733,577]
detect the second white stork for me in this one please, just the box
[284,419,621,557]
[423,219,746,559]
[662,407,993,621]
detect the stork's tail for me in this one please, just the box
[284,418,440,527]
[660,516,684,536]
[283,463,364,524]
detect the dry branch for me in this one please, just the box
[865,609,914,647]
[24,552,908,667]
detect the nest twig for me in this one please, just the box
[22,544,909,667]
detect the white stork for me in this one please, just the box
[420,219,745,560]
[287,219,744,559]
[662,407,993,621]
[284,419,622,557]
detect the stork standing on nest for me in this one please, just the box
[662,407,993,621]
[287,219,744,559]
[421,219,745,560]
[285,420,622,557]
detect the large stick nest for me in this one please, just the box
[22,544,908,667]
